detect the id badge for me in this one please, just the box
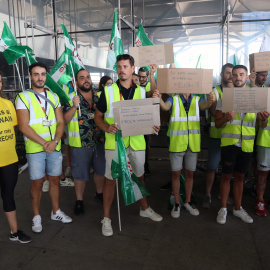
[87,113,94,120]
[42,119,52,127]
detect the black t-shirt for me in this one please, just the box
[96,80,137,113]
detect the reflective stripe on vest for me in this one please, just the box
[257,116,270,147]
[104,83,146,150]
[168,95,201,153]
[210,85,223,139]
[221,113,256,152]
[15,90,61,154]
[67,91,82,147]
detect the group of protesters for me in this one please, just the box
[0,53,269,243]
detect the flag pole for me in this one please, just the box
[116,178,122,232]
[15,61,24,91]
[69,60,81,116]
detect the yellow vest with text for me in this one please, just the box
[15,90,61,154]
[221,113,256,152]
[104,83,146,150]
[168,95,201,153]
[257,116,270,147]
[210,86,223,139]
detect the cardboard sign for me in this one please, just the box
[222,87,270,113]
[129,44,174,66]
[112,98,160,137]
[157,68,213,94]
[249,51,270,72]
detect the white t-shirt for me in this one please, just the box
[16,92,60,115]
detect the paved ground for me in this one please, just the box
[1,133,270,270]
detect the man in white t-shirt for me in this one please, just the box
[15,62,72,233]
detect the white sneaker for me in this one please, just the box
[184,202,199,216]
[171,204,180,218]
[233,207,253,223]
[140,207,163,221]
[32,215,42,233]
[65,167,72,177]
[217,208,227,224]
[60,177,74,187]
[51,209,72,223]
[101,217,113,236]
[42,180,49,192]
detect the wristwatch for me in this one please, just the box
[54,139,59,144]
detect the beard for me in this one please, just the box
[79,83,92,92]
[32,80,45,88]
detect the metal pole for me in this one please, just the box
[131,0,135,46]
[226,3,230,63]
[118,0,121,37]
[30,0,35,53]
[116,179,122,232]
[52,0,58,61]
[18,0,25,89]
[23,0,28,46]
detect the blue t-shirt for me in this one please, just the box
[166,94,204,114]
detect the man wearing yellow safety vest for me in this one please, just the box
[249,70,269,216]
[157,86,215,218]
[63,69,105,216]
[95,54,163,237]
[15,62,72,233]
[202,63,234,209]
[215,65,269,224]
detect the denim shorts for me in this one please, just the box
[257,145,270,171]
[206,138,221,170]
[70,144,105,181]
[26,151,63,180]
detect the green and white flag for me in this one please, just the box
[49,51,71,85]
[106,9,124,71]
[25,50,70,105]
[111,130,150,205]
[61,24,84,76]
[0,21,33,65]
[135,20,154,47]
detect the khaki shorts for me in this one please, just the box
[105,147,145,180]
[170,148,198,172]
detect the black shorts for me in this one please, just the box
[221,145,252,175]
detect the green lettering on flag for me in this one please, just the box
[111,130,150,205]
[106,9,124,72]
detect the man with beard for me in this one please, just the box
[215,65,269,224]
[15,62,72,233]
[255,71,268,87]
[202,63,234,209]
[95,54,162,237]
[63,69,105,215]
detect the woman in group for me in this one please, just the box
[98,76,113,94]
[0,71,31,243]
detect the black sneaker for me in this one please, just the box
[94,192,103,204]
[9,230,32,244]
[74,200,84,215]
[160,182,172,191]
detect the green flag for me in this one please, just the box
[0,21,34,65]
[111,130,150,205]
[25,50,70,105]
[61,24,84,77]
[106,9,124,71]
[135,20,154,47]
[233,54,237,66]
[49,51,71,85]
